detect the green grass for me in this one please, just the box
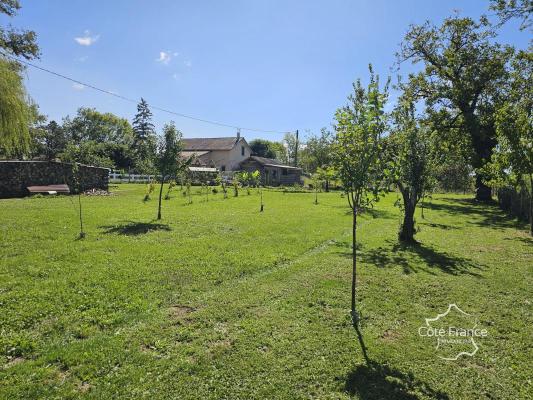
[1,184,531,399]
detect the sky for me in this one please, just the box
[4,0,530,142]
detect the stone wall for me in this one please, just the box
[0,161,109,198]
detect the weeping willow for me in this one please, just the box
[0,57,31,158]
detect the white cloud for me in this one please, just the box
[77,55,88,62]
[74,30,99,46]
[184,60,192,68]
[72,83,85,90]
[156,51,172,65]
[172,73,180,80]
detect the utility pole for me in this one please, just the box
[294,129,299,167]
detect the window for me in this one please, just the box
[220,165,226,172]
[282,168,288,176]
[241,146,245,156]
[273,170,277,177]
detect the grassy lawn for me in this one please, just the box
[1,184,531,399]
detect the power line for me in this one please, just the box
[2,52,294,135]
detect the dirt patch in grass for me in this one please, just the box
[169,305,196,319]
[3,357,25,369]
[380,329,401,342]
[78,382,92,393]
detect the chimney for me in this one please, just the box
[236,128,241,141]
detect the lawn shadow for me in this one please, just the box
[362,241,484,277]
[344,322,449,400]
[100,221,171,236]
[503,236,533,245]
[426,198,527,232]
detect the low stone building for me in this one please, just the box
[0,161,109,198]
[240,156,302,186]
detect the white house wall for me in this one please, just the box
[197,139,252,171]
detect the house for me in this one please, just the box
[182,133,252,172]
[240,156,302,186]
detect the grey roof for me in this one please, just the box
[244,156,301,170]
[182,137,240,151]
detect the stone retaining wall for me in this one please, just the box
[0,161,109,198]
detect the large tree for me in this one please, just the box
[490,0,533,30]
[0,58,32,157]
[300,128,333,173]
[249,138,284,159]
[398,16,513,201]
[132,98,157,173]
[485,50,533,234]
[332,66,389,320]
[0,0,40,157]
[60,108,136,169]
[0,0,40,59]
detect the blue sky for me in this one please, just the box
[6,0,530,142]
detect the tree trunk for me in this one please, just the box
[475,174,492,202]
[529,175,533,236]
[351,207,357,319]
[325,179,329,192]
[399,192,416,242]
[315,188,318,205]
[157,180,164,220]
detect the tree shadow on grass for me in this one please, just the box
[100,221,171,236]
[362,241,484,277]
[426,198,526,231]
[344,322,449,400]
[503,236,533,245]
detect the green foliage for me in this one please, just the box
[484,50,533,233]
[216,173,228,199]
[143,181,155,202]
[398,16,513,200]
[300,128,333,173]
[0,57,32,157]
[332,64,389,317]
[490,0,532,30]
[30,120,70,160]
[0,0,40,60]
[332,65,389,212]
[132,98,157,173]
[232,174,240,197]
[164,180,176,200]
[249,139,285,160]
[283,132,299,166]
[60,108,136,170]
[156,122,191,219]
[388,91,437,241]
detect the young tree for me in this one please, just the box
[310,172,322,205]
[398,16,513,201]
[132,98,157,173]
[389,94,436,242]
[156,122,190,220]
[332,65,389,320]
[250,170,263,211]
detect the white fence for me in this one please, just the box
[109,171,237,184]
[109,173,157,183]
